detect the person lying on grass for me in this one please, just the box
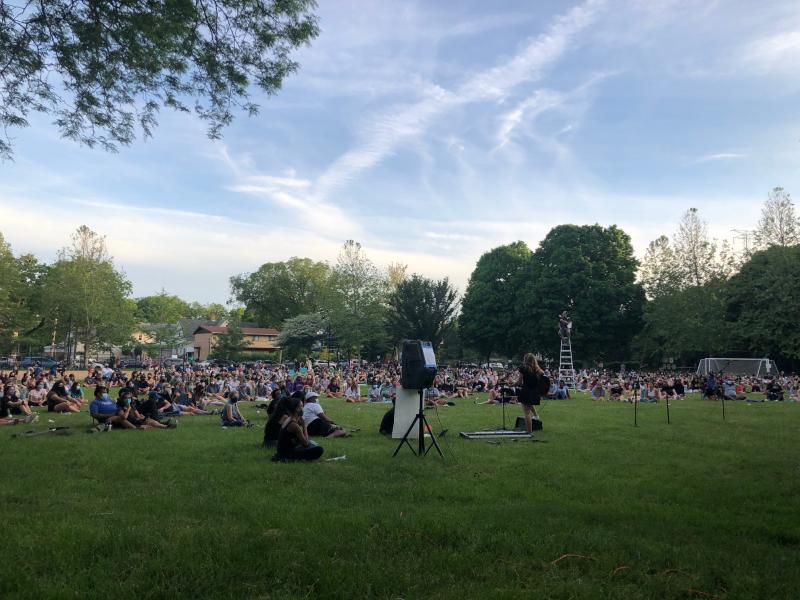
[303,391,347,438]
[273,396,324,462]
[46,380,81,413]
[221,391,250,427]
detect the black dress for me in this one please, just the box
[518,366,540,406]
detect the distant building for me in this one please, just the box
[192,325,281,361]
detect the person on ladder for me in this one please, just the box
[558,311,572,341]
[517,353,544,434]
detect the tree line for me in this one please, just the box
[1,188,798,368]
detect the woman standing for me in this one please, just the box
[518,353,544,434]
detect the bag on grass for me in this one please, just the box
[537,374,550,396]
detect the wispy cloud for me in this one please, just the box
[694,152,748,163]
[741,31,800,73]
[312,0,606,201]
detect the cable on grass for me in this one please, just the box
[550,553,595,566]
[659,569,697,579]
[685,589,721,599]
[611,565,630,576]
[432,401,459,464]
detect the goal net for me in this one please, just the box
[695,358,778,378]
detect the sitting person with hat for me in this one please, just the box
[302,390,347,438]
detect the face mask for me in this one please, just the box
[124,398,131,406]
[102,393,110,401]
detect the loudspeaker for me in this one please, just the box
[515,416,543,431]
[401,340,437,389]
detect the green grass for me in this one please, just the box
[1,393,798,599]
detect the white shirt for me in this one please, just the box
[302,401,324,426]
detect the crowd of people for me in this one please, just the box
[2,358,798,453]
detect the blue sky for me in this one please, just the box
[1,0,799,303]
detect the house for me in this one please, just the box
[192,325,281,361]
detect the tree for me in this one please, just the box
[459,241,532,361]
[725,245,800,365]
[639,235,681,299]
[672,208,718,287]
[0,0,319,159]
[38,226,135,363]
[634,279,731,367]
[0,233,40,352]
[211,316,251,360]
[753,188,800,249]
[230,257,330,328]
[186,301,228,321]
[277,311,328,358]
[516,225,644,363]
[386,275,459,349]
[136,290,190,323]
[325,241,389,357]
[151,323,186,359]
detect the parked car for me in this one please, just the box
[0,356,15,368]
[481,362,506,369]
[119,360,147,369]
[19,356,58,369]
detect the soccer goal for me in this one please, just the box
[696,357,778,378]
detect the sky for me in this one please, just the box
[1,0,799,304]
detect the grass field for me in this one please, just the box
[1,392,798,599]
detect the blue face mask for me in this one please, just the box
[102,393,110,401]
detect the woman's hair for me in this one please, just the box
[285,396,303,417]
[523,353,539,371]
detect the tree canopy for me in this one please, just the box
[459,241,532,361]
[136,290,190,323]
[0,0,319,159]
[230,257,329,328]
[386,274,459,350]
[516,224,644,363]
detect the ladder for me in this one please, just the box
[558,337,577,389]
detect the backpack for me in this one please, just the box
[537,373,550,396]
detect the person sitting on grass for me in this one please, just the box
[221,391,250,427]
[273,396,324,462]
[367,383,382,402]
[89,386,128,430]
[344,378,364,403]
[69,381,85,406]
[27,381,47,407]
[765,378,784,401]
[722,377,746,401]
[116,390,173,429]
[327,375,344,398]
[2,383,37,422]
[553,381,571,399]
[46,380,81,413]
[609,380,624,401]
[590,380,606,401]
[303,390,347,438]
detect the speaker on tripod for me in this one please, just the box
[393,340,443,458]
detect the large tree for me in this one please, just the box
[324,240,389,358]
[725,245,800,365]
[459,241,532,361]
[386,274,459,350]
[753,187,800,249]
[230,257,329,328]
[0,0,319,159]
[516,225,644,363]
[136,290,190,323]
[672,207,719,287]
[38,226,135,363]
[638,235,681,300]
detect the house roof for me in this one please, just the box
[193,325,279,336]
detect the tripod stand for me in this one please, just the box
[393,389,443,458]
